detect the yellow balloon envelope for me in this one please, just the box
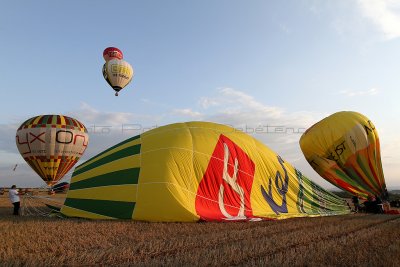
[300,111,387,200]
[61,122,349,221]
[16,115,89,186]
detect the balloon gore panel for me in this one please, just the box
[16,115,89,186]
[62,122,350,221]
[300,111,387,200]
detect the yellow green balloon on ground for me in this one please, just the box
[16,115,89,186]
[300,111,387,200]
[61,122,350,221]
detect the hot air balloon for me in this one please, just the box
[103,47,123,61]
[102,59,134,96]
[300,111,387,200]
[61,121,349,221]
[16,115,89,187]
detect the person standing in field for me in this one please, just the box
[8,185,22,215]
[351,195,360,213]
[374,194,384,214]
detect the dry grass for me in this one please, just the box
[0,196,399,266]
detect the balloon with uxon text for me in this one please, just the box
[16,115,89,186]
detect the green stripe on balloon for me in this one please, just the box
[73,144,141,176]
[64,198,135,219]
[69,168,140,190]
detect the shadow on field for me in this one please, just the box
[0,206,14,216]
[0,205,62,222]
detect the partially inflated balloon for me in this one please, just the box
[61,121,349,221]
[300,111,387,200]
[103,47,123,61]
[16,115,89,186]
[102,59,133,96]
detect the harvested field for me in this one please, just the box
[0,195,399,266]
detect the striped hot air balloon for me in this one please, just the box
[16,115,89,186]
[61,121,349,221]
[300,111,387,200]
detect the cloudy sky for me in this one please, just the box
[0,0,399,189]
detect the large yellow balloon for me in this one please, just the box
[61,121,349,221]
[300,111,387,200]
[102,59,134,96]
[16,115,89,186]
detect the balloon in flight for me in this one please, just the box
[103,47,123,61]
[15,115,89,186]
[102,58,134,96]
[102,46,133,96]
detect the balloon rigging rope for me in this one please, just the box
[22,195,51,217]
[21,183,65,217]
[19,172,74,217]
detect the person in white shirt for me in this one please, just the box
[8,185,22,215]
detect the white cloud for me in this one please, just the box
[356,0,400,40]
[306,0,323,15]
[200,87,284,119]
[67,102,164,127]
[0,123,21,155]
[279,23,291,34]
[2,88,399,190]
[381,135,400,164]
[198,97,219,109]
[339,87,380,97]
[171,109,203,119]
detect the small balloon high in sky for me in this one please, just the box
[103,47,124,61]
[102,47,134,96]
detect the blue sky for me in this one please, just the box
[0,0,399,189]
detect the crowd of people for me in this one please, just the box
[351,195,385,214]
[390,199,400,208]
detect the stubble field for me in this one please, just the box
[0,195,399,266]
